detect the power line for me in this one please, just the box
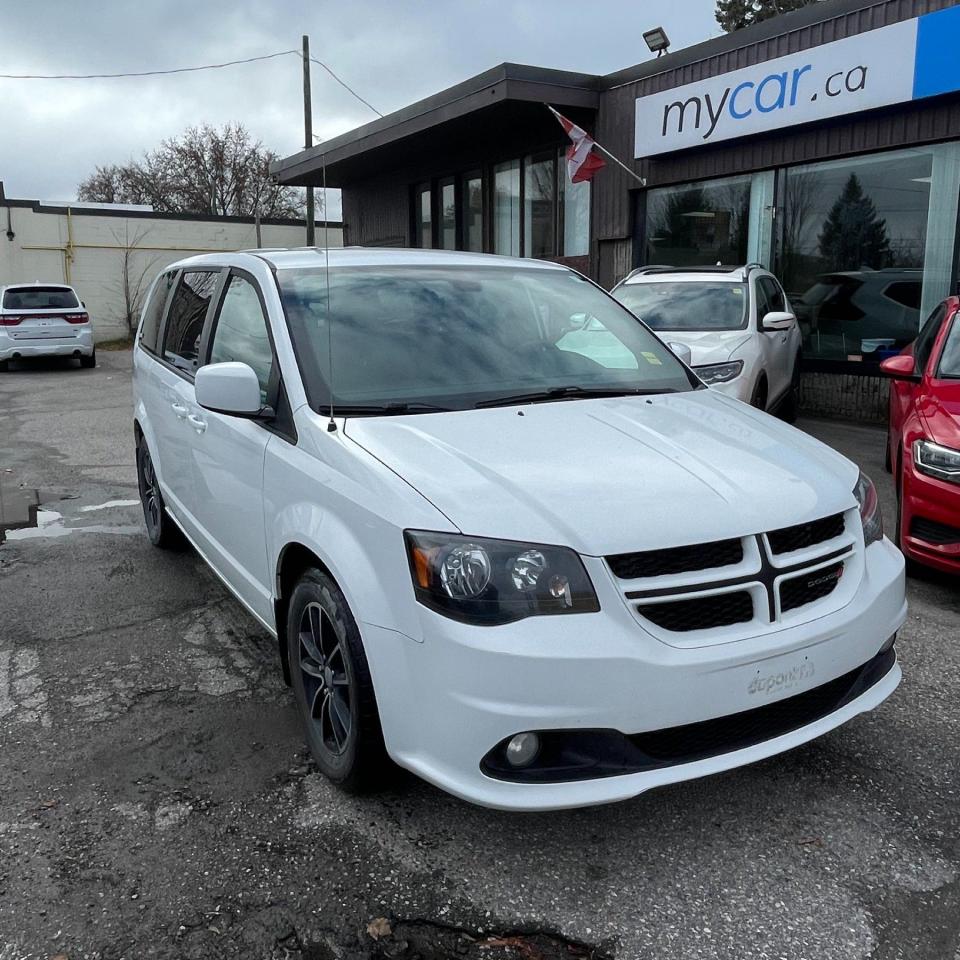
[0,49,299,80]
[0,48,383,118]
[309,56,383,117]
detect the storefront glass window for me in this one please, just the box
[462,174,483,252]
[440,181,456,250]
[645,174,753,267]
[562,174,590,258]
[779,146,960,363]
[414,184,432,249]
[524,154,556,259]
[494,160,520,257]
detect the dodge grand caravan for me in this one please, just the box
[132,248,905,811]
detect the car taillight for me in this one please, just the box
[0,315,23,326]
[65,312,89,324]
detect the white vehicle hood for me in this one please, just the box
[657,329,751,367]
[344,390,858,556]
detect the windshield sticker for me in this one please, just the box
[641,351,663,365]
[732,287,744,296]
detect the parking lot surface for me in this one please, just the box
[1,351,959,960]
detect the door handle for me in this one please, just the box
[171,401,188,419]
[187,414,207,434]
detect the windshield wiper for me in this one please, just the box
[474,385,676,409]
[331,401,453,416]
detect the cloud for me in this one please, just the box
[1,0,720,207]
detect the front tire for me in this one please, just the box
[0,359,8,373]
[779,354,802,423]
[750,376,768,411]
[287,569,390,793]
[136,439,184,549]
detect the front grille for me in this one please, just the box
[779,562,844,614]
[768,513,844,555]
[638,590,753,632]
[608,538,743,579]
[910,515,960,545]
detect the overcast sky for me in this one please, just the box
[1,0,720,219]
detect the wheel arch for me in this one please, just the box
[274,541,339,685]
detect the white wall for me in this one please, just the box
[0,202,343,342]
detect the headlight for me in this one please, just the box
[694,360,744,384]
[913,439,960,484]
[405,531,600,625]
[853,471,883,546]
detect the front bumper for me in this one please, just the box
[0,329,94,360]
[901,461,960,573]
[362,538,906,810]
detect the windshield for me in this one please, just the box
[2,286,79,310]
[276,265,698,412]
[613,280,747,331]
[938,314,960,379]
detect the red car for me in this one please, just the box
[882,296,960,574]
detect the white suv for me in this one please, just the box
[612,265,801,417]
[132,248,904,811]
[0,283,96,370]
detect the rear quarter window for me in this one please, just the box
[138,272,176,355]
[3,286,79,310]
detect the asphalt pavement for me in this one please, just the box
[1,351,959,960]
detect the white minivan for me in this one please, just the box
[132,248,905,811]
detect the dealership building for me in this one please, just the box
[275,0,960,416]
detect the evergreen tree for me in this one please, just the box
[716,0,822,33]
[817,173,891,271]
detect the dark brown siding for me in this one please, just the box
[342,177,409,247]
[593,0,960,262]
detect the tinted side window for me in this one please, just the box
[760,277,786,313]
[754,279,771,325]
[208,275,274,403]
[915,303,946,374]
[884,281,922,310]
[139,272,175,355]
[163,271,220,376]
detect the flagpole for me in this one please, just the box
[545,103,646,186]
[590,141,647,186]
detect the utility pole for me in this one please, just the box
[302,34,315,246]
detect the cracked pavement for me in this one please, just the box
[1,351,959,959]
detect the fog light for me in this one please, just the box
[505,732,540,768]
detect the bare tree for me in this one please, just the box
[110,224,160,338]
[79,123,308,220]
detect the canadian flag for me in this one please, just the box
[548,105,606,183]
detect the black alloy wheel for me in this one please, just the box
[287,569,389,792]
[136,439,184,549]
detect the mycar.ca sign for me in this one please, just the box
[634,6,960,159]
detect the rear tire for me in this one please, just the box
[287,568,390,793]
[136,438,185,549]
[80,350,96,369]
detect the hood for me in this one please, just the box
[920,381,960,450]
[655,329,751,367]
[344,391,858,556]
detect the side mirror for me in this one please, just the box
[762,311,795,331]
[666,341,693,366]
[879,354,920,382]
[195,362,263,416]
